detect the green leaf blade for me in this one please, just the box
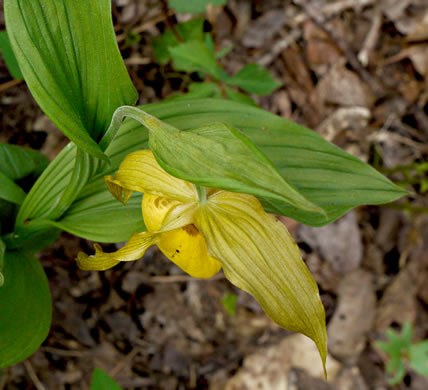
[54,178,146,242]
[0,250,52,368]
[4,0,137,159]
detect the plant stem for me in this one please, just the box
[196,185,207,203]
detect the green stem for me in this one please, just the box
[99,105,175,150]
[196,185,207,203]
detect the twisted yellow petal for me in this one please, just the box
[105,175,133,204]
[158,225,221,278]
[77,232,158,271]
[195,191,327,371]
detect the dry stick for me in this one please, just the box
[40,346,91,357]
[0,78,22,93]
[292,0,385,97]
[24,361,46,390]
[358,8,382,66]
[116,11,175,43]
[258,0,377,67]
[109,346,141,379]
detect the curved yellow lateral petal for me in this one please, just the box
[113,150,197,202]
[77,232,158,271]
[158,225,221,279]
[196,191,327,372]
[142,193,197,233]
[105,175,133,205]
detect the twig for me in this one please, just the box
[109,347,140,378]
[116,11,174,43]
[40,346,91,357]
[149,273,225,283]
[24,361,46,390]
[0,78,23,93]
[258,29,301,67]
[321,0,376,17]
[292,0,385,97]
[124,57,152,65]
[358,8,382,66]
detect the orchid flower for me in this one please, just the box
[77,149,327,370]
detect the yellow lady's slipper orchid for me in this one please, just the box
[77,149,327,370]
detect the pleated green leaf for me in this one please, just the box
[4,0,137,160]
[0,250,52,368]
[15,98,405,245]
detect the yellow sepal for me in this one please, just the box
[111,150,197,202]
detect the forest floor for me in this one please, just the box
[1,0,428,389]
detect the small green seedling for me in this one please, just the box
[152,16,281,104]
[221,292,238,316]
[377,322,428,384]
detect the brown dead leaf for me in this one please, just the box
[317,62,376,108]
[303,21,342,68]
[375,256,423,330]
[242,9,286,48]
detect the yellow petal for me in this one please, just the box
[111,150,197,202]
[142,193,197,233]
[195,191,327,372]
[76,232,158,271]
[158,225,221,278]
[105,175,133,204]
